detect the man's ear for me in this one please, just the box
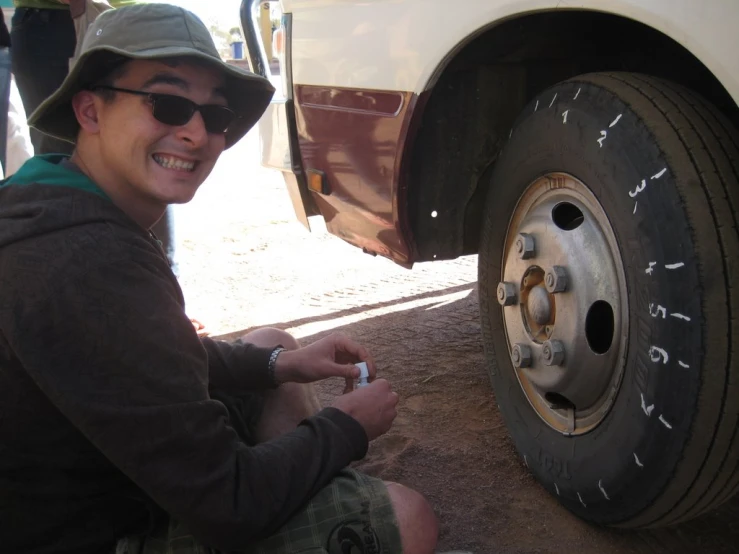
[71,90,102,134]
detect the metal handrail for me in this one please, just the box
[239,0,270,78]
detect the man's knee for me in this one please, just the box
[254,381,321,442]
[240,327,300,351]
[386,482,438,554]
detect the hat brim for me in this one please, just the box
[28,45,275,149]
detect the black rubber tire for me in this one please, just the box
[478,72,739,527]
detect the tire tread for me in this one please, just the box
[571,72,739,526]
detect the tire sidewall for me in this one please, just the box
[479,79,703,522]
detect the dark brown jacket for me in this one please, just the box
[0,156,368,553]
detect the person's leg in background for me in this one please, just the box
[2,14,34,179]
[10,7,76,155]
[5,73,35,176]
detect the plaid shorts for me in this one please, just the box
[115,469,401,554]
[115,390,403,553]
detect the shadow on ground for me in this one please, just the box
[215,286,739,554]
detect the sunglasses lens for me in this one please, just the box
[200,105,237,134]
[151,95,236,134]
[151,95,196,127]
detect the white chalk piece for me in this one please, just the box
[356,362,369,387]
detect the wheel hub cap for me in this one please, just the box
[526,279,551,326]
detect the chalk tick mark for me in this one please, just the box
[651,168,667,180]
[665,262,685,270]
[641,393,655,416]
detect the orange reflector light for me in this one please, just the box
[273,27,285,58]
[307,169,329,194]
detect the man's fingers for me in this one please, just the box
[365,355,377,378]
[326,363,359,381]
[346,363,360,379]
[322,333,377,380]
[340,342,376,379]
[333,334,369,360]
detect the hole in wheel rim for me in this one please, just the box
[586,300,615,354]
[552,202,584,230]
[545,392,576,410]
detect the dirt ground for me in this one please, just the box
[174,133,739,554]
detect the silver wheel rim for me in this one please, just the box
[497,173,629,435]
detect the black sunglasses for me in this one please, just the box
[91,86,237,134]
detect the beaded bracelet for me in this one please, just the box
[267,346,286,386]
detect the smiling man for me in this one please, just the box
[0,4,440,554]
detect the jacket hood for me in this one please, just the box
[0,155,140,251]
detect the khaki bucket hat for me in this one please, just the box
[28,3,275,149]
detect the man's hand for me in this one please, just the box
[332,379,399,441]
[273,333,376,390]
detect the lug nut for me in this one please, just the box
[515,233,535,259]
[497,282,517,306]
[511,344,533,368]
[542,340,565,366]
[545,266,568,293]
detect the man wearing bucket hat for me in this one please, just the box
[0,4,440,554]
[11,0,199,333]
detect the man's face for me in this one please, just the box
[93,59,227,207]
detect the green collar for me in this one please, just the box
[3,154,109,200]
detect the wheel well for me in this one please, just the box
[407,10,739,263]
